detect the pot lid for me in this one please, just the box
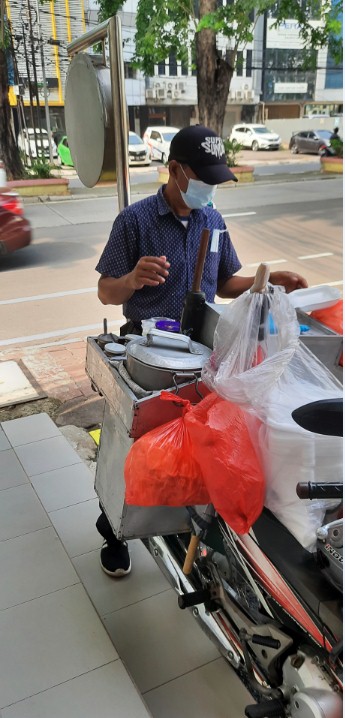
[126,329,211,370]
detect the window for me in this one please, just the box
[236,127,245,132]
[151,131,161,141]
[236,51,243,77]
[157,60,166,76]
[124,63,136,79]
[246,50,252,77]
[169,52,177,76]
[181,60,188,76]
[263,48,317,101]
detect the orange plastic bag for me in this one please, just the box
[124,392,210,507]
[186,393,265,533]
[311,300,343,367]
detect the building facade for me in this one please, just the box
[7,0,343,139]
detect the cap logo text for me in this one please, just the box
[201,137,225,159]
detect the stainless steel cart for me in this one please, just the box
[86,302,342,541]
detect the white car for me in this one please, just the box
[17,128,58,160]
[143,126,179,163]
[230,124,281,151]
[128,131,151,166]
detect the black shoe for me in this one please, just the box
[100,540,131,577]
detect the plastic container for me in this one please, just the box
[142,317,180,336]
[288,286,341,313]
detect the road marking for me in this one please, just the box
[0,287,96,306]
[0,321,123,347]
[222,212,256,218]
[298,252,334,260]
[245,259,287,268]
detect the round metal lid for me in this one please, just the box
[126,331,211,371]
[65,54,115,187]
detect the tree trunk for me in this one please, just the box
[196,0,233,136]
[0,48,25,180]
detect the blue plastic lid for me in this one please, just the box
[155,319,181,333]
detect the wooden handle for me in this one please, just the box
[192,228,210,292]
[250,263,270,294]
[183,534,200,575]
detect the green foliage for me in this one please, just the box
[330,137,343,158]
[28,157,54,179]
[223,138,243,167]
[96,0,342,72]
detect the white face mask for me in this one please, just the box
[176,165,217,209]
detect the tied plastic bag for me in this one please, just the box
[124,392,210,507]
[202,286,343,551]
[125,391,264,535]
[185,393,265,533]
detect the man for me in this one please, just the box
[95,124,307,577]
[330,127,341,142]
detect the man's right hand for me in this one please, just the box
[128,256,170,290]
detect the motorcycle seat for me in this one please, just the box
[292,398,343,437]
[252,508,342,641]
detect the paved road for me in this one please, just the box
[0,176,342,349]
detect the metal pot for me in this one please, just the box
[125,329,211,391]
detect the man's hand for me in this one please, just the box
[269,271,308,294]
[128,255,170,290]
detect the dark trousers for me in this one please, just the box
[96,506,121,547]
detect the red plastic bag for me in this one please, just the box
[186,393,265,533]
[311,300,343,367]
[124,392,210,507]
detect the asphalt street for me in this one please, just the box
[0,176,342,349]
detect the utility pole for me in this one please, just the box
[35,0,54,163]
[22,27,39,159]
[26,0,43,148]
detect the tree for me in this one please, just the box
[0,15,25,179]
[100,0,342,136]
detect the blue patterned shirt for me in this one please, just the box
[96,186,241,322]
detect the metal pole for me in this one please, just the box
[108,15,130,210]
[26,0,44,145]
[67,19,110,55]
[35,0,54,163]
[22,28,38,160]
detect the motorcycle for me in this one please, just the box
[144,399,343,718]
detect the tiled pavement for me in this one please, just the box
[0,411,252,718]
[0,340,94,404]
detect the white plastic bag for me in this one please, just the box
[202,287,343,550]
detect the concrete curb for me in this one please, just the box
[22,171,340,204]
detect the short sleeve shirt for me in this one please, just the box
[96,186,241,322]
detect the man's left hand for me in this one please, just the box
[269,271,308,294]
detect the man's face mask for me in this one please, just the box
[176,165,217,209]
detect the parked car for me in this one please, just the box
[128,131,151,166]
[230,124,281,151]
[17,128,58,160]
[143,126,179,163]
[289,129,333,155]
[57,136,74,166]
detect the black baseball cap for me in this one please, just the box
[168,125,238,184]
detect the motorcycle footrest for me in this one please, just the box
[178,589,211,610]
[245,698,285,718]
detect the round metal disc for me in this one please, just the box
[65,54,114,187]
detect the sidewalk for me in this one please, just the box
[0,412,152,717]
[0,370,252,717]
